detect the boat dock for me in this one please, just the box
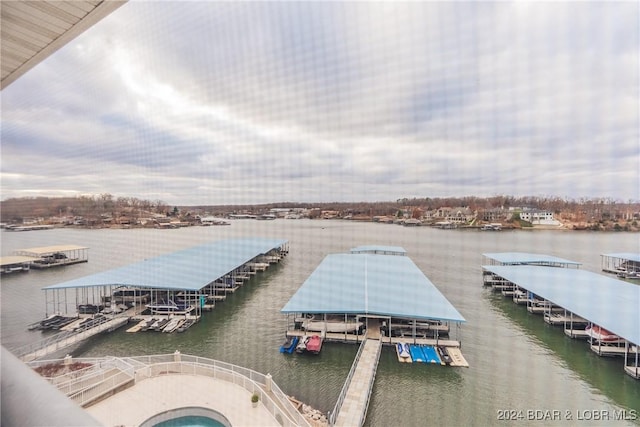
[331,338,382,427]
[15,245,90,269]
[564,327,590,339]
[283,246,468,425]
[0,255,38,274]
[601,253,640,279]
[482,254,640,380]
[544,313,588,326]
[17,238,288,361]
[1,245,89,273]
[4,224,54,231]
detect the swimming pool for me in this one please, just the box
[140,407,231,427]
[153,415,225,427]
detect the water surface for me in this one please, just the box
[1,221,638,426]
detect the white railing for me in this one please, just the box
[130,359,310,427]
[69,369,135,406]
[26,353,311,426]
[12,315,128,361]
[55,357,136,395]
[358,340,382,427]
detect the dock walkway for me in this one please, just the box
[332,338,382,427]
[18,316,129,362]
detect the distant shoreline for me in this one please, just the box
[3,219,637,233]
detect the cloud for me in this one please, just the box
[1,2,638,204]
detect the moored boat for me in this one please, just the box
[306,335,323,354]
[162,318,183,333]
[295,336,309,354]
[177,318,195,332]
[397,342,410,359]
[585,324,624,343]
[279,336,300,353]
[395,342,412,362]
[146,299,193,314]
[437,346,453,365]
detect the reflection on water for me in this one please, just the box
[1,223,638,425]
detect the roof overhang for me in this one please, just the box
[1,0,127,90]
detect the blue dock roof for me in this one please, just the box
[483,252,581,267]
[43,238,287,291]
[281,251,465,322]
[350,245,406,255]
[483,265,640,345]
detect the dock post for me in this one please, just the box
[265,373,272,392]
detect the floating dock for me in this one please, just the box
[0,255,38,274]
[16,238,288,361]
[14,245,90,269]
[284,245,468,426]
[282,246,466,351]
[544,313,588,326]
[18,316,130,362]
[601,253,640,279]
[2,245,89,273]
[483,255,640,380]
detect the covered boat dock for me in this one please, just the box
[0,255,38,274]
[41,238,287,318]
[281,245,466,350]
[282,246,466,427]
[483,252,582,268]
[482,263,640,379]
[601,253,640,279]
[11,245,89,269]
[482,252,581,296]
[15,238,287,361]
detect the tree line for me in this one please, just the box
[1,194,637,223]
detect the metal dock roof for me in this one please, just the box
[483,252,582,267]
[281,251,465,322]
[350,245,406,255]
[483,265,640,345]
[602,253,640,263]
[0,256,39,266]
[15,245,89,255]
[43,238,287,291]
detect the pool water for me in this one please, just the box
[154,415,225,427]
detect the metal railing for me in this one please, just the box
[328,338,368,426]
[28,356,137,404]
[358,340,382,427]
[57,357,136,396]
[11,315,129,360]
[68,369,135,406]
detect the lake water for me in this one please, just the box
[1,221,638,426]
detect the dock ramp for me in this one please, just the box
[330,338,382,427]
[15,316,129,362]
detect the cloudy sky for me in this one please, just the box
[2,1,638,205]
